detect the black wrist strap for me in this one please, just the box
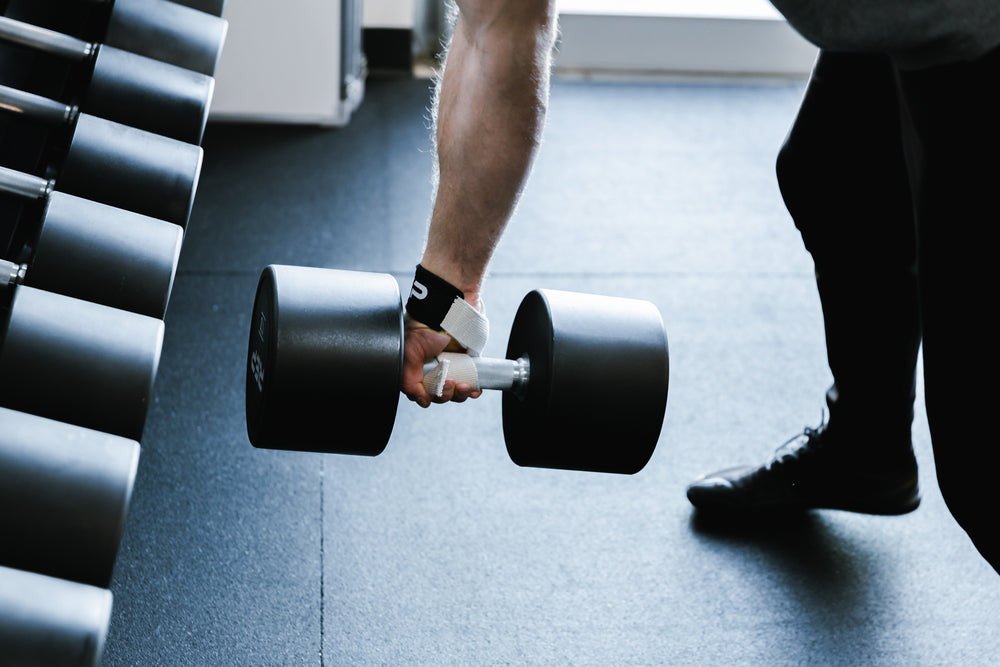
[405,264,464,330]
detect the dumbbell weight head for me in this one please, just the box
[55,112,203,229]
[246,265,402,456]
[173,0,227,15]
[503,289,668,474]
[246,265,669,474]
[2,166,183,318]
[0,16,215,144]
[0,565,111,667]
[23,191,183,318]
[102,0,229,76]
[0,85,204,228]
[85,45,215,144]
[0,286,164,440]
[0,407,140,588]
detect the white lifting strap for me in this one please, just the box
[422,352,480,397]
[440,296,489,357]
[422,297,488,398]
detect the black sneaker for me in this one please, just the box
[686,423,920,516]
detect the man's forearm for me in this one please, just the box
[421,0,557,305]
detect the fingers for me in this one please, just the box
[400,324,483,407]
[401,327,446,407]
[405,377,482,408]
[445,382,482,404]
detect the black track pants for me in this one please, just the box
[776,49,1000,573]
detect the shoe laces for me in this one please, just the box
[770,411,828,469]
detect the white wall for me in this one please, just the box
[555,0,819,77]
[364,0,415,28]
[361,0,818,77]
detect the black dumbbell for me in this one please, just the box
[0,407,139,588]
[0,16,215,144]
[172,0,227,16]
[93,0,228,76]
[246,266,669,475]
[0,84,202,228]
[1,165,182,318]
[65,0,228,76]
[0,283,163,441]
[0,565,111,667]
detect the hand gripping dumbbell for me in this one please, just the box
[1,165,182,318]
[0,84,202,228]
[0,15,215,144]
[246,266,669,475]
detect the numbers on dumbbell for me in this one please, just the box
[250,350,265,393]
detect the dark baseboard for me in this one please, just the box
[363,28,413,74]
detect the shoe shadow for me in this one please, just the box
[690,509,826,546]
[690,508,876,585]
[689,509,898,659]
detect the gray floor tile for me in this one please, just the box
[103,77,999,667]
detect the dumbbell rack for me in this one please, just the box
[0,1,225,664]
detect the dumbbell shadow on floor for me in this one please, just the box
[245,265,669,475]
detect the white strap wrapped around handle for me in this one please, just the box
[422,352,480,396]
[421,353,530,397]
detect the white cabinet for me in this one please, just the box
[211,0,364,125]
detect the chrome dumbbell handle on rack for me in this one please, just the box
[0,84,77,126]
[2,259,27,288]
[0,16,95,61]
[0,165,54,200]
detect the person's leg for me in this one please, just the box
[895,46,1000,572]
[402,0,557,407]
[687,52,922,514]
[778,52,922,454]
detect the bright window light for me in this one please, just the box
[557,0,783,20]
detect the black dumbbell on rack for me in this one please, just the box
[246,266,670,475]
[1,165,182,318]
[0,83,202,227]
[61,0,228,76]
[0,407,139,588]
[0,564,112,667]
[0,277,164,440]
[0,15,215,144]
[172,0,227,16]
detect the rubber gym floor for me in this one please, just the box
[104,74,999,666]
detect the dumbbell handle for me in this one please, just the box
[0,17,94,61]
[2,259,27,287]
[0,165,54,200]
[423,355,530,396]
[0,85,77,126]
